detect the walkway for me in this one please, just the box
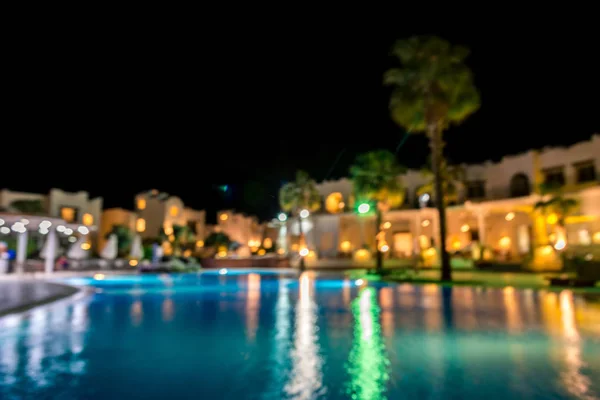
[0,281,79,316]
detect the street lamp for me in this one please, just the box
[299,209,309,219]
[278,212,287,222]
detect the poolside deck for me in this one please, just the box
[0,281,79,316]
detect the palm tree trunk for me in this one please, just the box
[429,123,452,281]
[376,209,383,273]
[298,216,305,270]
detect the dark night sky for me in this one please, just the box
[4,15,599,222]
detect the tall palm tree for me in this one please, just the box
[350,150,405,273]
[279,170,321,270]
[384,36,480,281]
[534,183,579,251]
[417,157,466,206]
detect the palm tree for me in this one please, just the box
[417,157,466,206]
[350,150,405,273]
[384,36,480,281]
[279,170,321,269]
[534,183,578,251]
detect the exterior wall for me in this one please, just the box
[99,208,136,251]
[216,210,263,248]
[182,208,206,240]
[136,193,167,238]
[0,189,48,211]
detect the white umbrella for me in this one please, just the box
[40,234,62,259]
[100,234,118,260]
[67,236,89,260]
[130,235,143,259]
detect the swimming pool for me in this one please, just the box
[1,271,599,399]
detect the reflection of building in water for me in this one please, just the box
[558,290,596,400]
[162,298,174,322]
[422,284,442,332]
[246,273,261,341]
[346,287,389,400]
[379,287,394,338]
[131,300,143,326]
[503,286,523,333]
[265,279,292,396]
[284,272,323,399]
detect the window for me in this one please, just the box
[82,213,94,226]
[543,166,565,187]
[466,181,486,199]
[325,192,344,213]
[60,207,77,222]
[137,198,146,210]
[169,206,179,217]
[136,218,146,232]
[574,160,596,183]
[509,173,530,197]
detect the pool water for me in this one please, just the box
[1,271,599,399]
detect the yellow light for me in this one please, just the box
[217,250,227,258]
[164,226,173,235]
[505,212,515,221]
[129,259,138,267]
[81,242,91,250]
[218,246,227,253]
[277,248,285,255]
[60,207,75,222]
[93,273,105,280]
[340,240,352,252]
[499,236,511,249]
[306,250,317,261]
[169,206,178,217]
[258,249,266,256]
[299,248,309,257]
[381,244,389,252]
[353,248,371,262]
[452,240,461,249]
[220,213,228,221]
[137,198,146,210]
[548,233,556,242]
[196,240,204,247]
[460,224,470,233]
[546,213,558,224]
[250,246,259,252]
[183,249,192,257]
[325,192,344,214]
[82,213,94,226]
[136,218,146,232]
[291,243,299,251]
[383,221,392,229]
[168,234,175,242]
[593,232,600,244]
[542,245,553,255]
[263,238,273,249]
[421,220,430,227]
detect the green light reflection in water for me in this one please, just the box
[345,286,390,400]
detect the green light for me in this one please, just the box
[345,287,390,399]
[358,203,370,214]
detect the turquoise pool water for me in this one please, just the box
[1,271,599,399]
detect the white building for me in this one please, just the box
[307,134,600,269]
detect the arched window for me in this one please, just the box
[510,173,531,197]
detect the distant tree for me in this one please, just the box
[204,232,232,249]
[10,199,45,214]
[384,36,480,281]
[279,170,321,270]
[350,150,405,273]
[105,224,132,258]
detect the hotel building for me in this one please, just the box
[305,134,600,269]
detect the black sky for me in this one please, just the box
[4,15,599,222]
